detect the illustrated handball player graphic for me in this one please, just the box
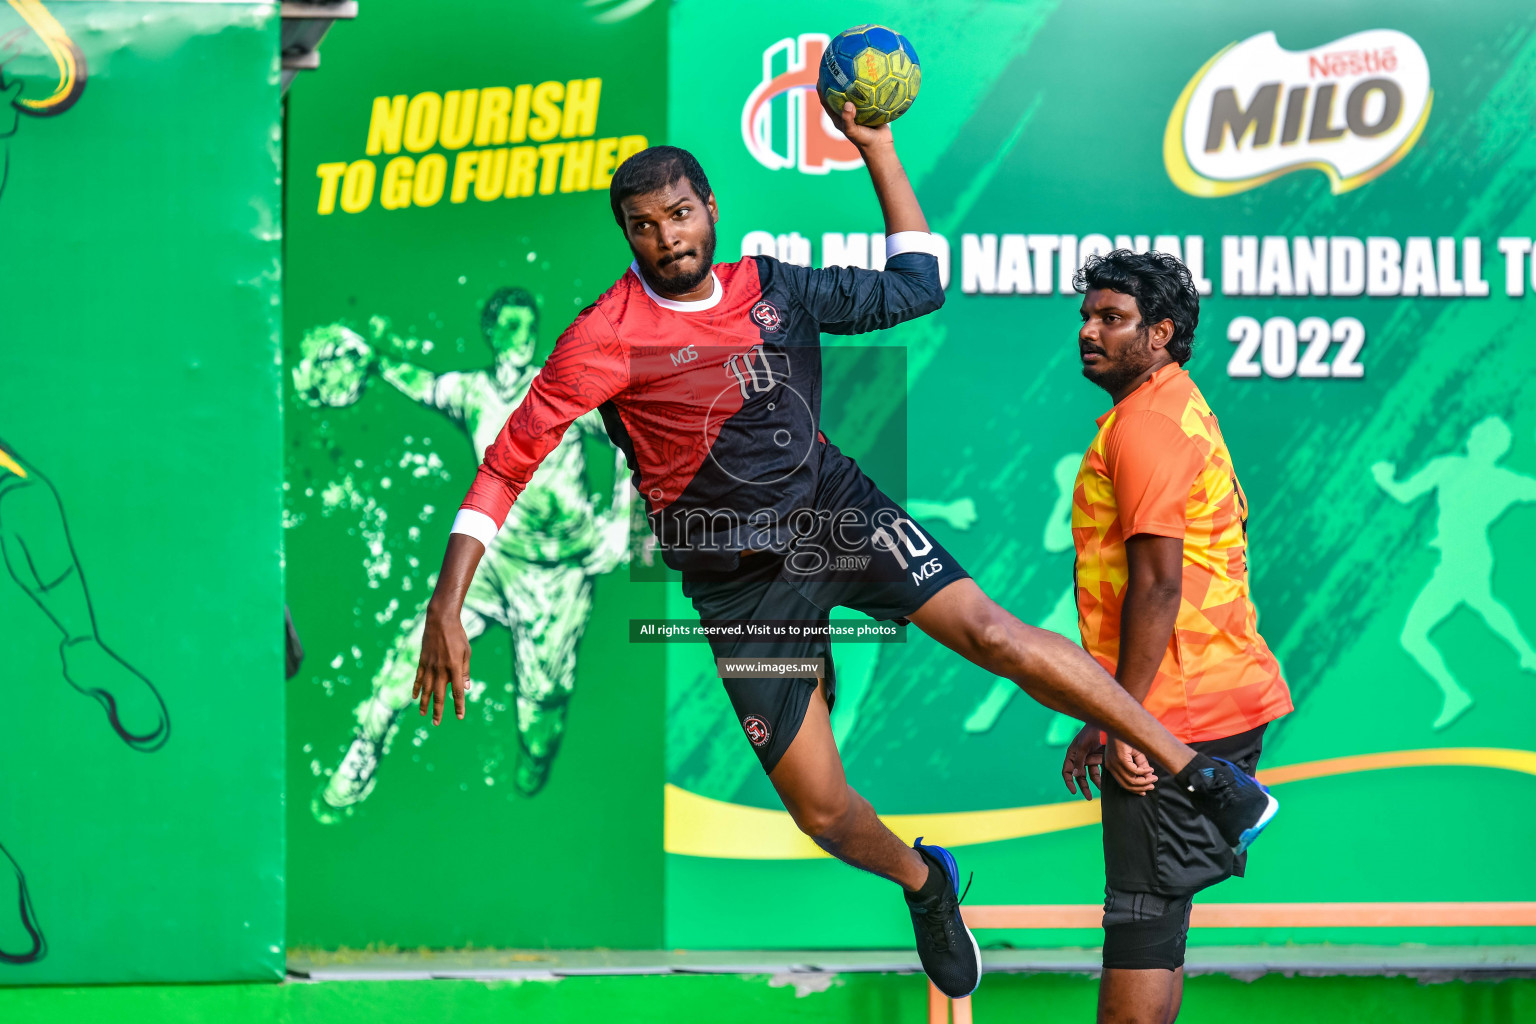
[299,288,633,817]
[2,11,164,965]
[0,441,171,964]
[411,102,1279,999]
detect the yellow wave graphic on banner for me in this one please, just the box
[665,748,1536,860]
[6,0,86,116]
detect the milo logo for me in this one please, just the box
[1164,30,1432,197]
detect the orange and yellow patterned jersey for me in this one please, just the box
[1073,364,1292,743]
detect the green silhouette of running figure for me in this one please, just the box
[965,453,1083,743]
[297,289,631,818]
[1372,416,1536,730]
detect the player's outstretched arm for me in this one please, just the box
[414,533,483,725]
[825,99,928,236]
[413,305,629,727]
[777,100,944,336]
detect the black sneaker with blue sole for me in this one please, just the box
[904,837,982,998]
[1179,754,1280,856]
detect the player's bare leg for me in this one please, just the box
[1098,967,1183,1024]
[964,582,1082,739]
[0,473,168,750]
[768,681,926,889]
[769,680,981,996]
[908,579,1196,774]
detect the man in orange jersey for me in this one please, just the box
[1059,250,1292,1024]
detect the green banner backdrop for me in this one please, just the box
[8,0,1532,982]
[282,0,668,950]
[0,0,284,983]
[664,0,1536,948]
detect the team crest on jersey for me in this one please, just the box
[751,301,784,332]
[743,714,772,747]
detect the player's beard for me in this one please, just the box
[1081,327,1156,396]
[635,225,717,298]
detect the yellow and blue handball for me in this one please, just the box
[817,24,922,127]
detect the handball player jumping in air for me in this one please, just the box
[409,102,1278,999]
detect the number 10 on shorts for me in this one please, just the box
[1227,315,1365,380]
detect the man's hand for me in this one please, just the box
[413,603,472,725]
[1106,735,1157,795]
[821,96,892,152]
[1062,723,1104,800]
[820,93,927,238]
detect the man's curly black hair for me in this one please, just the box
[609,145,713,229]
[1073,250,1200,364]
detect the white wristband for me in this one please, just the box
[886,231,942,259]
[450,508,499,548]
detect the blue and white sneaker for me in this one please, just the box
[904,838,982,998]
[1179,755,1280,856]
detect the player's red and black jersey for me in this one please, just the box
[451,233,945,575]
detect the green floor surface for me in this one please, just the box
[3,972,1535,1023]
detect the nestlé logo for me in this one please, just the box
[1164,30,1432,197]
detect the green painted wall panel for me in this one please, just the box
[282,0,667,949]
[0,0,284,985]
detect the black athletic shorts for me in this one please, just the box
[682,442,971,773]
[1101,723,1269,897]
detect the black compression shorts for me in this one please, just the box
[682,442,971,772]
